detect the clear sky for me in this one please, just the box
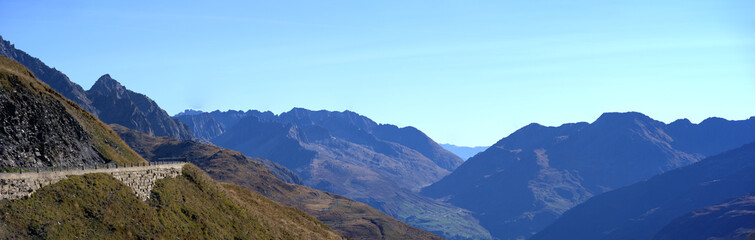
[1,1,753,146]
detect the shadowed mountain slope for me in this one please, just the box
[532,141,755,240]
[653,193,755,240]
[0,56,144,168]
[112,125,442,240]
[86,74,194,140]
[423,112,755,240]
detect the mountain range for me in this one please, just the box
[2,36,448,239]
[422,112,755,240]
[176,108,492,239]
[4,34,755,239]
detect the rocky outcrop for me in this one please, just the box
[0,73,105,168]
[0,56,144,168]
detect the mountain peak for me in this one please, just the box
[669,118,693,126]
[90,74,125,94]
[699,116,729,125]
[592,111,658,128]
[595,111,650,121]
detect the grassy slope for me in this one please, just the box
[0,56,143,165]
[112,124,442,240]
[0,164,342,239]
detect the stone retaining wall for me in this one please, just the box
[0,163,185,200]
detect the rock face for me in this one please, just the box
[532,141,755,240]
[177,108,488,239]
[175,112,225,140]
[0,35,96,115]
[87,74,194,140]
[113,125,443,240]
[422,112,755,240]
[0,56,144,168]
[0,36,193,140]
[653,193,755,240]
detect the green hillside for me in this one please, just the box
[0,164,343,239]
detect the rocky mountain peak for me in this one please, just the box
[89,74,125,95]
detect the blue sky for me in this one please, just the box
[1,0,753,146]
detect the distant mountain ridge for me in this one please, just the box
[176,108,491,240]
[439,144,488,160]
[0,36,193,140]
[422,112,755,240]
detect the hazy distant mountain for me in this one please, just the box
[653,193,755,240]
[0,35,96,114]
[532,142,755,240]
[175,112,225,140]
[440,144,488,160]
[173,109,204,117]
[181,108,488,239]
[422,112,755,240]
